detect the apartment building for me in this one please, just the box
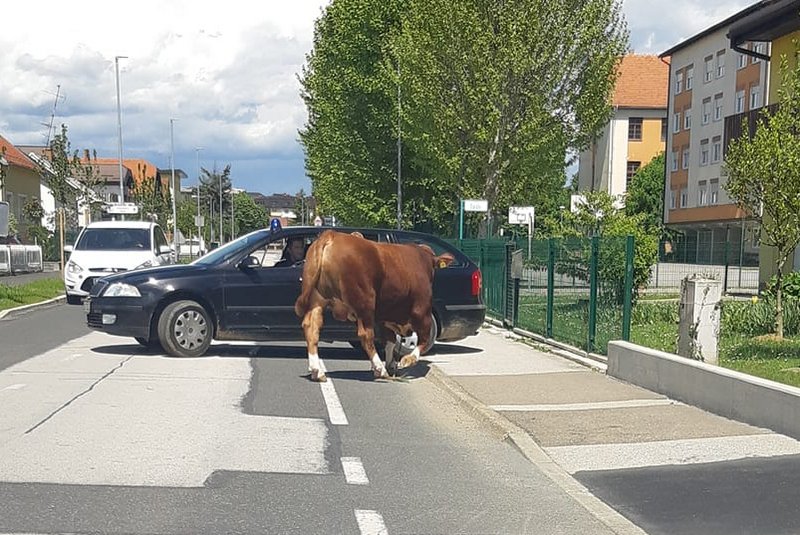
[659,4,768,265]
[726,0,800,285]
[577,55,668,197]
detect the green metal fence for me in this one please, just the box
[451,235,635,355]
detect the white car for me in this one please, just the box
[64,221,175,304]
[178,238,206,257]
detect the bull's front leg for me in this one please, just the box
[302,305,327,382]
[357,318,388,379]
[398,313,431,369]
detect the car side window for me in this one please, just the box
[394,234,464,267]
[154,226,169,252]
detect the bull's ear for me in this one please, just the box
[435,253,455,269]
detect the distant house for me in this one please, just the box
[577,55,669,197]
[0,135,43,241]
[158,167,188,203]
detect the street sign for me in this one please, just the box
[463,199,488,212]
[508,206,535,225]
[107,202,139,215]
[194,215,205,228]
[314,216,322,226]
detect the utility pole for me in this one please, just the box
[115,56,128,207]
[169,118,178,251]
[396,61,402,230]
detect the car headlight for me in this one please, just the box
[66,260,83,275]
[102,282,141,297]
[133,260,153,270]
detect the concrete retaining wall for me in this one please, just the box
[608,341,800,441]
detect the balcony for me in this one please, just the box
[723,103,779,152]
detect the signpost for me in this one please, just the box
[509,205,535,259]
[459,199,488,239]
[107,202,139,215]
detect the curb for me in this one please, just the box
[0,295,67,321]
[425,364,646,535]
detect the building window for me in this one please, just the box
[686,65,694,90]
[670,189,676,209]
[700,139,709,166]
[750,84,761,109]
[673,112,681,133]
[680,188,688,208]
[682,147,690,169]
[702,97,711,124]
[661,117,668,142]
[628,118,642,141]
[676,70,684,94]
[626,161,641,187]
[698,180,707,206]
[735,90,745,113]
[737,52,747,69]
[684,108,692,130]
[712,136,722,163]
[671,151,679,172]
[716,50,726,78]
[710,179,719,204]
[752,43,764,63]
[704,55,714,82]
[714,93,723,121]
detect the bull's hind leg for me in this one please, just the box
[302,304,327,382]
[357,317,387,379]
[398,312,432,369]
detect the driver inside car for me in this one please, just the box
[273,237,306,268]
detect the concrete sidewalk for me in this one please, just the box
[425,325,800,535]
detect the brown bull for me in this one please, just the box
[294,230,454,382]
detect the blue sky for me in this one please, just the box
[0,0,755,197]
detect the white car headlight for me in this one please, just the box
[133,260,153,270]
[102,282,141,297]
[66,260,83,275]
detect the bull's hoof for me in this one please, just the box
[398,354,418,369]
[373,366,388,379]
[311,369,328,382]
[386,360,399,377]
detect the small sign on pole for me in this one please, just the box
[508,206,535,259]
[194,215,205,228]
[463,199,488,212]
[107,202,139,215]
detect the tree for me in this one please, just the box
[299,0,410,229]
[395,0,628,233]
[22,197,49,246]
[234,192,269,235]
[724,53,800,339]
[198,164,233,244]
[625,152,665,234]
[131,172,171,228]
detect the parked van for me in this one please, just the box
[64,221,174,304]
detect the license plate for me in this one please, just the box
[83,298,91,313]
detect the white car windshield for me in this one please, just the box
[75,228,151,251]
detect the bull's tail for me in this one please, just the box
[294,230,334,318]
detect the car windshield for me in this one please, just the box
[75,228,151,251]
[193,229,271,266]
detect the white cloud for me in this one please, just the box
[0,0,762,196]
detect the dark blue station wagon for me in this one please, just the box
[85,225,486,358]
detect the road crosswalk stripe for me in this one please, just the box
[545,433,800,474]
[342,457,369,485]
[354,509,388,535]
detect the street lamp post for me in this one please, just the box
[169,118,178,252]
[114,55,128,208]
[219,170,223,245]
[195,147,203,257]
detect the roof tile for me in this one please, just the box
[612,55,669,109]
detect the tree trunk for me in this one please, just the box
[776,256,785,339]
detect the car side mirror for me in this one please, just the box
[64,245,73,253]
[239,256,261,269]
[158,245,172,255]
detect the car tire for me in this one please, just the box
[157,300,213,358]
[66,294,82,305]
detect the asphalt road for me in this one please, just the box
[0,304,617,534]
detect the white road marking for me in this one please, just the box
[490,399,677,412]
[0,332,330,487]
[354,509,388,535]
[319,359,348,425]
[546,433,800,474]
[341,456,369,485]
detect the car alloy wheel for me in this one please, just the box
[157,300,213,358]
[396,313,437,357]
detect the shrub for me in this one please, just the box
[763,271,800,300]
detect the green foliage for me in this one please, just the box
[722,298,800,337]
[197,164,233,243]
[632,300,678,326]
[625,152,665,233]
[0,278,64,312]
[723,52,800,337]
[7,212,18,237]
[301,0,628,235]
[233,192,269,235]
[724,336,800,362]
[131,174,171,227]
[764,271,800,300]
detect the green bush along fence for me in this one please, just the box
[450,236,635,355]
